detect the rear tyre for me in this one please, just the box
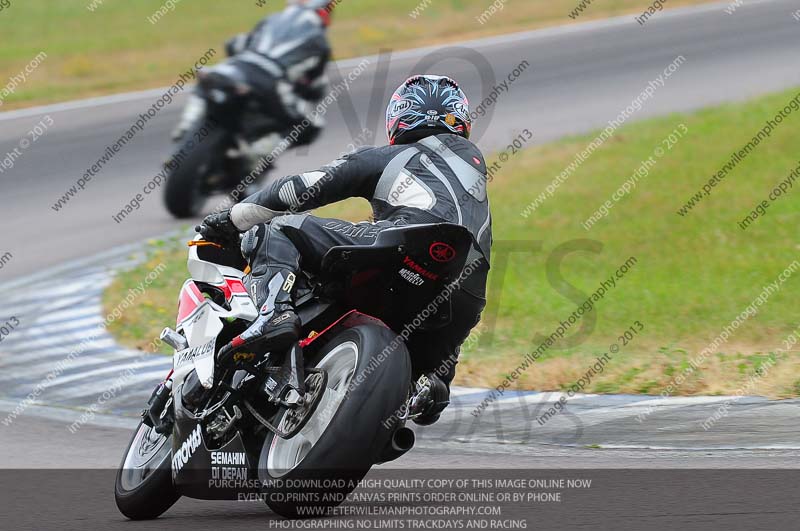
[163,120,226,218]
[259,325,411,518]
[114,421,180,520]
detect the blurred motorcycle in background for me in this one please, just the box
[163,68,285,218]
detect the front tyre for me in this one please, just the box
[114,421,180,520]
[163,119,226,218]
[259,325,411,518]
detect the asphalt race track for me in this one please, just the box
[1,1,800,528]
[2,411,799,530]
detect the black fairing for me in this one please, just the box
[171,384,258,500]
[318,223,473,333]
[195,242,248,270]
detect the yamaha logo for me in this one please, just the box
[429,242,457,263]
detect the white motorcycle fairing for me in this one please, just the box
[171,240,258,390]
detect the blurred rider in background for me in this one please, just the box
[174,0,336,172]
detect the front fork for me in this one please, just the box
[142,379,174,435]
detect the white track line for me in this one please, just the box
[35,358,169,390]
[0,399,139,429]
[44,369,170,401]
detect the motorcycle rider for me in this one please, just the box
[174,0,335,171]
[198,75,492,425]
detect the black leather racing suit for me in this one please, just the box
[231,133,492,384]
[223,4,331,144]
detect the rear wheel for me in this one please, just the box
[259,325,411,518]
[163,120,226,218]
[114,421,180,520]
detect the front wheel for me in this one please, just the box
[163,119,227,218]
[259,325,411,518]
[114,421,180,520]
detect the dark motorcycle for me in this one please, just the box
[114,222,472,519]
[163,69,283,218]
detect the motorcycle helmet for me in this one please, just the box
[289,0,337,25]
[386,75,472,145]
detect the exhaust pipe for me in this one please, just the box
[378,426,415,463]
[392,426,415,452]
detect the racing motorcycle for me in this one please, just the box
[162,68,284,219]
[114,222,472,519]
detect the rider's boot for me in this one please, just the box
[227,267,301,354]
[411,372,451,426]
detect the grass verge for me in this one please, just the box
[2,0,715,108]
[105,86,800,397]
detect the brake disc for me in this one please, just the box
[279,371,328,437]
[244,369,328,439]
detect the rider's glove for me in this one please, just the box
[196,210,241,247]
